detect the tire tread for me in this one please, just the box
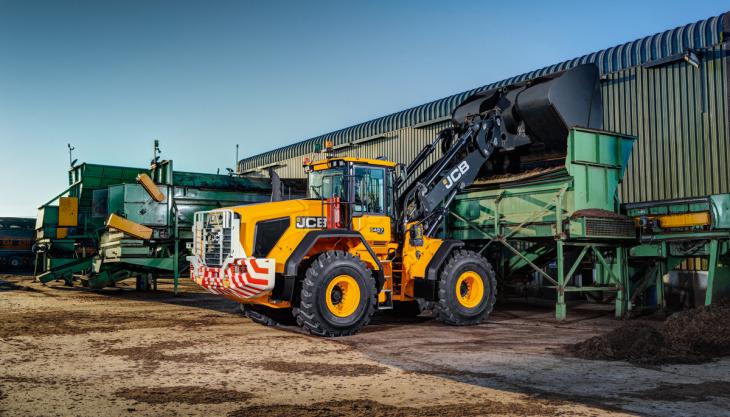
[296,250,377,337]
[436,249,497,326]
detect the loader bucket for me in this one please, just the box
[516,64,603,150]
[452,64,602,153]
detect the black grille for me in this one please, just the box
[584,218,636,239]
[253,218,290,258]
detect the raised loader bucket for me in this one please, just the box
[452,64,602,154]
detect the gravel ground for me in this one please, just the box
[1,273,728,416]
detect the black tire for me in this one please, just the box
[296,251,376,337]
[437,249,497,326]
[241,304,295,327]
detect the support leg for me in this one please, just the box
[174,241,179,296]
[33,251,40,278]
[556,240,566,321]
[706,240,719,306]
[655,260,666,310]
[614,247,627,319]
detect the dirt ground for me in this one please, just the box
[1,274,729,417]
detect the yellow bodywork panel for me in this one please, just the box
[106,214,153,240]
[136,173,166,202]
[398,223,445,300]
[227,199,383,274]
[351,215,392,252]
[58,197,78,227]
[637,212,711,229]
[657,212,711,228]
[230,199,324,267]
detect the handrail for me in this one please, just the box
[37,180,82,209]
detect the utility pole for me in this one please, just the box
[235,144,239,175]
[152,139,161,165]
[67,143,76,167]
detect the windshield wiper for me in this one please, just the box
[310,185,321,198]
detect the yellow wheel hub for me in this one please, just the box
[325,275,361,318]
[455,271,485,309]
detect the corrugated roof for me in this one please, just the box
[240,12,726,171]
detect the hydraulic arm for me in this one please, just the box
[397,63,602,237]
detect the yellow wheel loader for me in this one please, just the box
[188,64,602,336]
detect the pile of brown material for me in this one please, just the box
[228,398,561,417]
[471,165,566,187]
[115,386,253,404]
[571,208,631,220]
[568,300,730,365]
[253,360,387,377]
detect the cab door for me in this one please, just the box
[350,165,392,253]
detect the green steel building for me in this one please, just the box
[239,12,729,204]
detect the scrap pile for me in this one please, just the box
[568,299,730,364]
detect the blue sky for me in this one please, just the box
[0,0,726,216]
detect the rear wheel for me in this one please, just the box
[296,251,376,337]
[437,250,496,325]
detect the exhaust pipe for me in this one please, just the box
[268,168,282,202]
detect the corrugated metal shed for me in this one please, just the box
[240,12,729,203]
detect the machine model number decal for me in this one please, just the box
[442,161,470,189]
[370,227,384,234]
[296,216,327,229]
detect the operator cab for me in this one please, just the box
[305,157,396,215]
[304,156,397,244]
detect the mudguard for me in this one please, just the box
[414,240,465,300]
[275,229,385,301]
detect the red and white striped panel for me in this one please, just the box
[190,257,275,301]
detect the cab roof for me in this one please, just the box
[308,157,397,171]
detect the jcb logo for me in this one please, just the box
[443,161,470,190]
[296,216,327,229]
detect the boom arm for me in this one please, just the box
[395,63,603,237]
[398,111,522,236]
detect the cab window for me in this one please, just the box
[353,166,386,214]
[308,168,344,199]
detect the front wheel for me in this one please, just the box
[296,251,376,337]
[437,250,497,326]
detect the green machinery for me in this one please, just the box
[626,195,730,308]
[35,163,143,280]
[35,157,272,292]
[448,128,636,320]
